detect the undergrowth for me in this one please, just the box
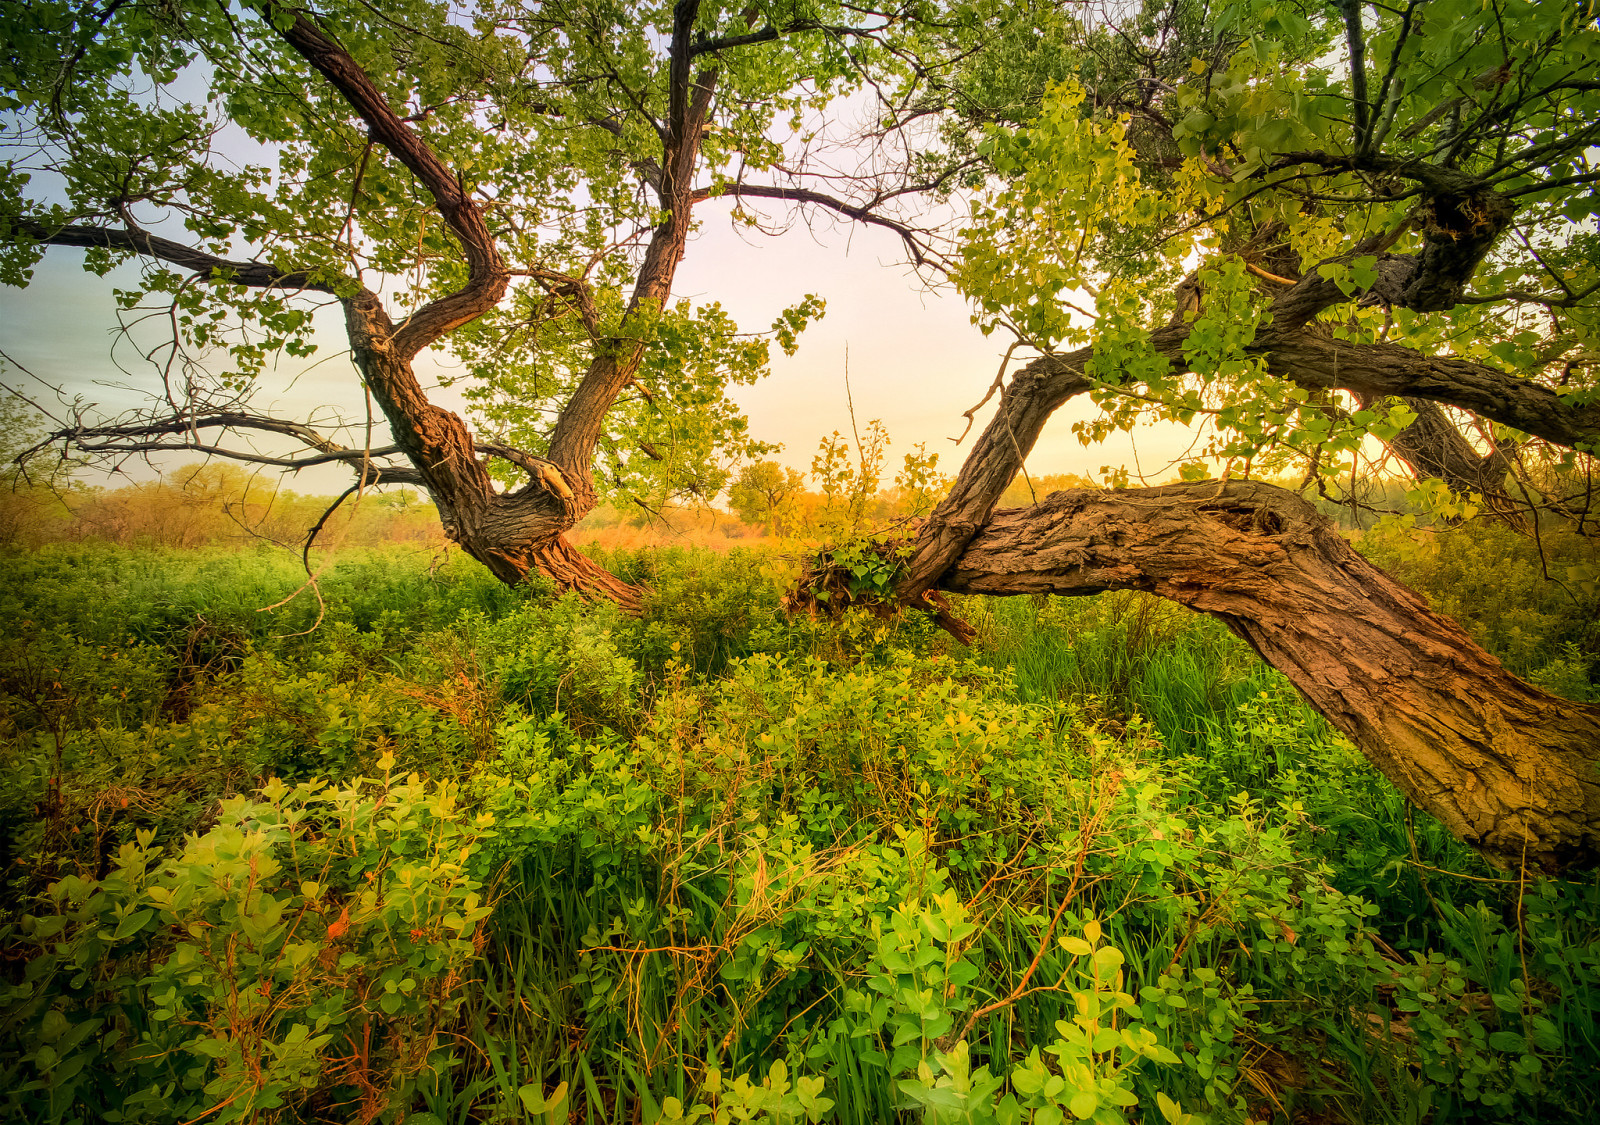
[0,536,1595,1124]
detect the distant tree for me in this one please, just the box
[728,460,806,537]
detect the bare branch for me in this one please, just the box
[691,181,947,270]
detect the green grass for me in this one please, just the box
[0,542,1597,1124]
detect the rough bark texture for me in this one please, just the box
[270,3,726,603]
[939,480,1600,872]
[887,215,1600,870]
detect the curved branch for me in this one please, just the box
[1257,331,1600,449]
[691,181,947,269]
[900,323,1599,601]
[262,3,509,358]
[940,481,1600,872]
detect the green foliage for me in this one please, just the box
[1359,519,1599,694]
[0,768,493,1123]
[949,0,1600,486]
[2,540,1598,1123]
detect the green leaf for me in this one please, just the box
[1487,1031,1527,1053]
[113,908,154,941]
[1157,1092,1181,1123]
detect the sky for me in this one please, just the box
[0,72,1206,502]
[1,198,1205,498]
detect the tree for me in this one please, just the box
[883,0,1600,870]
[7,0,1600,871]
[2,0,944,606]
[728,460,806,536]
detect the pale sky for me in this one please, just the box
[1,198,1204,498]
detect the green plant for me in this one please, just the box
[0,762,493,1124]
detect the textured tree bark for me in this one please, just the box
[889,314,1600,871]
[938,480,1600,872]
[267,3,730,605]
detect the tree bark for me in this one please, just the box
[265,3,729,604]
[1361,394,1525,528]
[889,293,1599,871]
[939,480,1600,872]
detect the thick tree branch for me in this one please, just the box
[938,481,1600,871]
[262,3,509,359]
[543,0,716,494]
[900,325,1598,603]
[1256,331,1600,449]
[1361,394,1524,527]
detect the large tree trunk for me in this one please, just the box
[889,306,1600,870]
[269,4,721,607]
[939,480,1600,872]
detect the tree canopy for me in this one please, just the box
[2,0,952,598]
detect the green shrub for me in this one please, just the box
[0,765,492,1124]
[2,539,1598,1124]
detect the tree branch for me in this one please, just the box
[543,0,716,487]
[261,3,509,359]
[899,324,1599,601]
[17,220,345,293]
[691,182,945,269]
[1339,0,1371,152]
[938,480,1600,871]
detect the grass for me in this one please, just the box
[0,541,1596,1124]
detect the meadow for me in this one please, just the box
[0,524,1596,1125]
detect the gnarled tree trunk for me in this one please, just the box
[273,2,722,608]
[888,230,1600,871]
[938,481,1600,871]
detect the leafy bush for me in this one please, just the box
[1,540,1597,1123]
[0,764,492,1124]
